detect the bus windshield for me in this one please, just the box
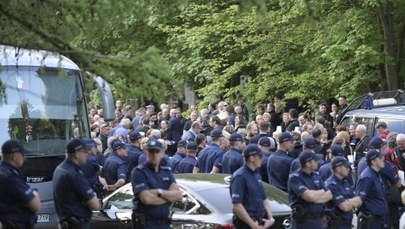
[0,66,90,156]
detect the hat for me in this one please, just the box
[329,145,345,156]
[129,131,142,140]
[369,137,386,149]
[66,138,87,153]
[177,140,188,148]
[1,139,33,155]
[229,133,243,142]
[84,139,100,149]
[278,132,294,143]
[112,141,126,150]
[187,141,198,150]
[146,139,163,151]
[331,156,352,168]
[210,128,223,138]
[299,150,318,163]
[366,149,385,161]
[258,137,271,147]
[302,137,318,149]
[243,144,262,157]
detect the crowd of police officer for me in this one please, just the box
[1,97,405,229]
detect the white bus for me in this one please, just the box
[0,45,115,228]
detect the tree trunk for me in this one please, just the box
[378,1,398,90]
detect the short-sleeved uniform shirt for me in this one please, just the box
[194,143,222,173]
[0,161,37,224]
[125,145,143,181]
[175,155,197,174]
[356,167,388,216]
[81,154,100,186]
[358,158,399,196]
[204,143,224,173]
[213,151,225,173]
[267,150,294,192]
[131,163,176,227]
[100,153,127,185]
[221,148,243,174]
[53,159,96,222]
[230,165,266,219]
[325,175,356,228]
[288,170,327,229]
[167,152,185,172]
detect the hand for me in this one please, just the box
[103,185,116,191]
[249,221,261,229]
[261,218,275,228]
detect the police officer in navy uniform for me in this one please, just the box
[81,139,102,198]
[319,144,346,181]
[193,128,223,173]
[221,133,245,174]
[131,138,182,229]
[0,140,41,229]
[356,149,388,229]
[53,138,99,229]
[258,137,275,182]
[99,141,128,193]
[325,157,362,229]
[125,131,143,182]
[230,144,275,229]
[267,132,295,192]
[357,137,401,229]
[288,150,332,229]
[167,140,187,172]
[175,141,198,174]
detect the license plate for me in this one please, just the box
[37,214,50,223]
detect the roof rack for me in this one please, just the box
[336,89,405,123]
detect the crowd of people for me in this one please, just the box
[2,94,405,229]
[81,96,404,229]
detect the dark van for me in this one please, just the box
[338,90,405,137]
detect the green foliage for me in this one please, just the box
[1,0,404,112]
[0,0,176,105]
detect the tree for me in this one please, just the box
[1,0,404,112]
[0,0,176,105]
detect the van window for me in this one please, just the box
[353,117,376,137]
[377,118,405,135]
[341,117,376,137]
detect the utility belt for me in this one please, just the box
[0,220,35,229]
[358,212,385,222]
[232,214,264,229]
[131,211,171,229]
[327,214,352,229]
[92,183,105,199]
[58,216,89,229]
[292,205,324,224]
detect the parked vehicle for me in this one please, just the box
[339,90,405,137]
[90,173,292,229]
[0,45,114,229]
